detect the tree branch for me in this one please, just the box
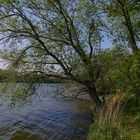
[88,22,95,59]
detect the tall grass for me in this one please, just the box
[88,94,132,140]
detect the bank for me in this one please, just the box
[87,94,140,140]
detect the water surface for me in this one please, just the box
[0,84,92,140]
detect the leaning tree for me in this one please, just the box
[0,0,105,108]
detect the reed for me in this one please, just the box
[88,94,132,140]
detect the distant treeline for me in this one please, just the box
[0,69,63,83]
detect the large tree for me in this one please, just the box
[0,0,104,108]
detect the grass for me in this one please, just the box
[87,93,140,140]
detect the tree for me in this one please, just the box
[94,0,140,53]
[0,0,104,109]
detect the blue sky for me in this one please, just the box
[101,39,113,49]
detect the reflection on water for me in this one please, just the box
[0,84,92,140]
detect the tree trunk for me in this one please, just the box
[87,85,103,110]
[117,0,138,53]
[124,9,138,53]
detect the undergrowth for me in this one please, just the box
[88,93,140,140]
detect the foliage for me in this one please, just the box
[94,0,140,52]
[0,83,36,109]
[0,0,105,108]
[0,0,139,139]
[87,46,140,139]
[0,0,139,109]
[94,47,140,97]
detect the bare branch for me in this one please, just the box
[12,45,33,67]
[88,22,95,59]
[25,70,72,81]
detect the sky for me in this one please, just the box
[0,58,8,69]
[101,39,113,49]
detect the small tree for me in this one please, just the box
[94,0,140,52]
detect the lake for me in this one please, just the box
[0,84,92,140]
